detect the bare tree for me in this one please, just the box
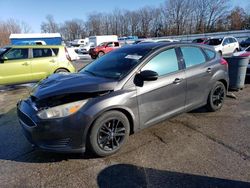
[41,15,59,33]
[0,19,31,47]
[228,7,248,30]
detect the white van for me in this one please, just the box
[88,35,118,47]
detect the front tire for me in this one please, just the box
[88,111,130,157]
[206,81,226,112]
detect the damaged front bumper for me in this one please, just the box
[17,99,93,153]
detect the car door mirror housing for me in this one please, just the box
[139,70,159,81]
[0,56,7,63]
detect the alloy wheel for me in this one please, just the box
[97,119,126,151]
[212,85,225,107]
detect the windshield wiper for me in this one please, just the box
[84,70,97,76]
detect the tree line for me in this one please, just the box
[0,0,250,46]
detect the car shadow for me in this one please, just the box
[97,164,250,188]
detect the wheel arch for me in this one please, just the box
[84,107,135,152]
[54,68,70,73]
[218,79,228,91]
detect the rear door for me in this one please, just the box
[30,48,57,81]
[0,48,32,85]
[222,38,231,55]
[104,42,115,53]
[229,37,238,52]
[179,46,213,110]
[136,48,186,128]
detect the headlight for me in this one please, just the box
[37,100,88,119]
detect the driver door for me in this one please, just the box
[0,48,32,85]
[136,48,186,128]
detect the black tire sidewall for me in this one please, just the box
[55,68,69,73]
[98,52,104,58]
[89,111,130,157]
[207,82,226,112]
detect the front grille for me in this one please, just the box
[18,109,36,127]
[43,138,71,148]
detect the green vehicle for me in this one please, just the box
[0,45,76,85]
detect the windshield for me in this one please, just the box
[246,46,250,52]
[80,47,151,80]
[205,38,223,46]
[98,42,106,47]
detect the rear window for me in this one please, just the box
[33,48,53,58]
[181,47,206,68]
[204,49,216,60]
[205,39,223,46]
[52,48,59,55]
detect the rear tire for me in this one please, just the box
[98,51,105,58]
[206,81,226,112]
[55,68,69,73]
[88,111,130,157]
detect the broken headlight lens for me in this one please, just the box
[37,100,88,119]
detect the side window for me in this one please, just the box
[141,48,179,76]
[223,38,230,45]
[114,42,119,47]
[3,48,28,60]
[181,47,206,68]
[107,42,114,47]
[204,49,216,60]
[229,38,237,43]
[33,48,53,58]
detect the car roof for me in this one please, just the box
[124,42,214,51]
[6,45,64,48]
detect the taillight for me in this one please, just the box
[64,47,72,62]
[239,52,250,57]
[220,58,228,69]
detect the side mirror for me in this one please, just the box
[134,70,158,87]
[0,56,7,63]
[139,70,158,81]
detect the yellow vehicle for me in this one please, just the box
[0,45,75,85]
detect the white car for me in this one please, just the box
[78,42,95,54]
[205,36,240,56]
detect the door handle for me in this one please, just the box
[22,62,29,66]
[173,78,183,84]
[206,68,212,73]
[49,59,55,63]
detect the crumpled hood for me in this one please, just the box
[31,73,118,100]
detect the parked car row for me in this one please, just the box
[192,36,240,56]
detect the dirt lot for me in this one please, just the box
[0,62,250,187]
